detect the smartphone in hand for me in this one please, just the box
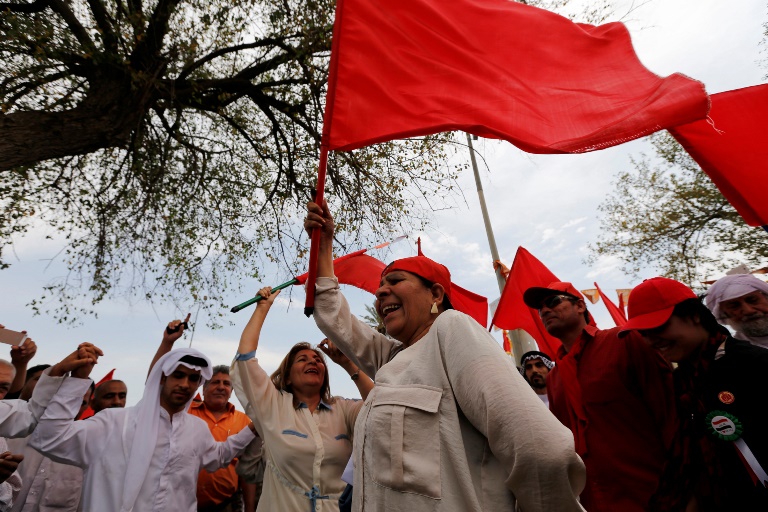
[0,328,27,346]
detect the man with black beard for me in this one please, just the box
[519,351,554,407]
[706,274,768,350]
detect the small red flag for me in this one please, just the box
[295,250,384,294]
[594,282,627,327]
[324,0,708,154]
[491,247,562,357]
[669,84,768,227]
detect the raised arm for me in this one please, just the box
[147,314,191,378]
[304,200,334,279]
[29,344,104,468]
[318,338,374,400]
[9,336,36,396]
[238,287,280,355]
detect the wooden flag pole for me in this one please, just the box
[466,133,537,361]
[304,146,330,317]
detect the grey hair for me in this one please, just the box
[0,359,16,378]
[204,365,230,386]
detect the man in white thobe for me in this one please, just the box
[29,347,257,512]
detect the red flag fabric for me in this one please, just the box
[669,84,768,227]
[502,331,513,355]
[450,282,489,328]
[594,282,627,327]
[295,250,384,294]
[323,0,708,154]
[491,247,562,357]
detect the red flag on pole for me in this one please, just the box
[594,282,627,327]
[490,247,563,357]
[305,0,709,314]
[323,0,708,154]
[295,250,385,294]
[669,84,768,227]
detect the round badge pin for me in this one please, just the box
[718,391,735,404]
[705,410,743,442]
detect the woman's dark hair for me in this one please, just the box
[671,297,724,335]
[414,274,454,310]
[270,342,333,407]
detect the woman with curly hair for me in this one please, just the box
[231,286,372,512]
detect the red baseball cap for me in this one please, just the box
[619,277,697,335]
[523,282,584,309]
[382,256,452,302]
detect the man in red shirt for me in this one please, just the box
[189,365,261,512]
[523,282,677,512]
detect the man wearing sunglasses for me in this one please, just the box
[523,282,677,512]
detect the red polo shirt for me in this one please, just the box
[547,325,677,512]
[189,401,252,507]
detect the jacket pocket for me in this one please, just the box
[367,384,442,499]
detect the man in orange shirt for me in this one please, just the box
[189,365,261,512]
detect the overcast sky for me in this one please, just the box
[0,0,765,406]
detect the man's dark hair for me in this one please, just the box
[178,355,208,368]
[671,298,724,335]
[25,364,51,381]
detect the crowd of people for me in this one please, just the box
[0,200,764,511]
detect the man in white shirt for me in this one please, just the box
[706,273,768,350]
[30,345,257,512]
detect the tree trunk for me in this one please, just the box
[0,68,146,171]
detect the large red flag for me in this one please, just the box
[594,282,627,327]
[490,247,562,357]
[669,84,768,227]
[323,0,708,153]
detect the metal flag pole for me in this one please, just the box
[466,133,537,362]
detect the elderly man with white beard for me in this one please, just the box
[706,274,768,350]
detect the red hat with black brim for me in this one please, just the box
[523,282,584,309]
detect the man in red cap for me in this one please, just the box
[620,277,768,510]
[523,282,677,512]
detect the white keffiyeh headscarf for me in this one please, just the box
[705,274,768,321]
[121,348,212,512]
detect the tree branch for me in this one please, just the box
[47,0,97,54]
[0,0,48,12]
[177,37,289,82]
[86,0,119,52]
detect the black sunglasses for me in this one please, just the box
[538,294,575,312]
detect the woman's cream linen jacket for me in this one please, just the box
[314,277,586,512]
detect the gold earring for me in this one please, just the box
[430,302,438,314]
